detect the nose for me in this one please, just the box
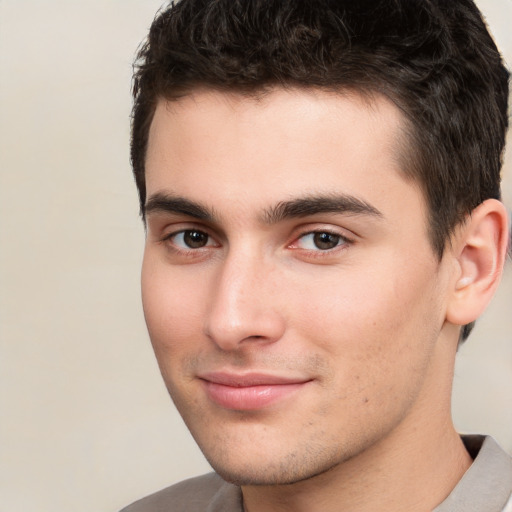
[203,250,286,351]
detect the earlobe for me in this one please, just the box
[446,199,509,327]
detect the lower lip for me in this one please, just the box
[201,381,307,411]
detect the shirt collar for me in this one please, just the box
[434,435,512,512]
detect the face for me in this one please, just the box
[142,89,453,486]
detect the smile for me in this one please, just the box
[198,372,312,411]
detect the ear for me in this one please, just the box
[446,199,510,327]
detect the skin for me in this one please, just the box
[141,88,481,511]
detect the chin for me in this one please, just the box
[211,460,343,487]
[198,441,345,487]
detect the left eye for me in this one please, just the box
[295,232,346,251]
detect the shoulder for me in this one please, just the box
[435,435,512,512]
[120,472,239,512]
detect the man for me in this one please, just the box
[122,0,512,510]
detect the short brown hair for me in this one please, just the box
[131,0,509,340]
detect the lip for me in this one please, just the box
[198,372,311,411]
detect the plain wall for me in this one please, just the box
[0,1,511,511]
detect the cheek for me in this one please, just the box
[289,258,442,379]
[141,256,207,358]
[293,283,437,434]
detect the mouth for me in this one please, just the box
[198,372,312,411]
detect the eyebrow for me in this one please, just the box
[144,192,383,225]
[145,193,216,222]
[262,194,383,224]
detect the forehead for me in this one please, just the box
[148,88,403,163]
[145,88,425,228]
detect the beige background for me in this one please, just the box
[0,1,511,511]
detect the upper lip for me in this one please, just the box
[198,372,311,387]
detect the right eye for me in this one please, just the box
[166,229,215,249]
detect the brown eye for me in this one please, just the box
[312,232,341,250]
[292,230,349,252]
[183,230,209,248]
[171,230,212,249]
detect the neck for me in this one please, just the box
[242,421,471,512]
[242,329,472,512]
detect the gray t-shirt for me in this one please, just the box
[121,436,512,512]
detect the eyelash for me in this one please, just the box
[289,230,352,253]
[160,229,218,254]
